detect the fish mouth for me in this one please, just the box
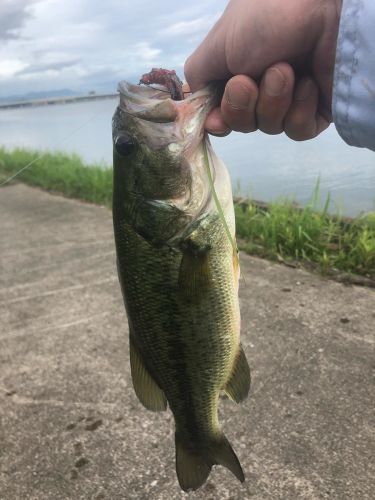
[116,80,218,151]
[118,81,217,124]
[118,81,179,123]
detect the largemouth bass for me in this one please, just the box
[112,71,250,491]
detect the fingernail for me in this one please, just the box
[295,79,314,101]
[206,129,230,137]
[226,82,251,110]
[264,68,286,97]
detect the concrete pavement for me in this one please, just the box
[1,184,374,500]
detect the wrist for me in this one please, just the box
[335,0,343,16]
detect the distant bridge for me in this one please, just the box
[0,93,118,110]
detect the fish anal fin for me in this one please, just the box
[129,336,167,412]
[175,432,244,491]
[224,345,251,403]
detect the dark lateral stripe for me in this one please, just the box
[162,292,201,441]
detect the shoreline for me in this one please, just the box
[1,146,374,283]
[0,93,118,110]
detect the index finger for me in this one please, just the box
[184,32,231,91]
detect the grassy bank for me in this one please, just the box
[1,147,374,280]
[235,194,375,280]
[0,147,112,206]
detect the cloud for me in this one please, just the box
[16,58,81,76]
[131,42,162,61]
[0,0,227,97]
[0,59,28,78]
[0,0,37,40]
[162,14,220,37]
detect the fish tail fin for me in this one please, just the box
[175,432,244,491]
[208,433,245,484]
[175,434,212,491]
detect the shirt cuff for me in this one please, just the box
[333,0,375,151]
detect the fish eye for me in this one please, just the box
[115,134,136,156]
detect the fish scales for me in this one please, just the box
[112,74,250,491]
[114,216,237,436]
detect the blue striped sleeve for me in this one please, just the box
[333,0,375,151]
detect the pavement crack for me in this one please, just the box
[0,311,114,340]
[1,278,117,305]
[0,389,118,411]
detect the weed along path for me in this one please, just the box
[1,184,374,500]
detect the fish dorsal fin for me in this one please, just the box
[129,335,167,412]
[224,345,251,403]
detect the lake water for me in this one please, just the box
[0,98,374,216]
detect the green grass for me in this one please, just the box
[235,183,375,279]
[1,147,374,279]
[0,147,112,207]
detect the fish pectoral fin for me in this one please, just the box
[129,336,167,412]
[177,213,218,297]
[175,432,245,491]
[224,345,251,403]
[178,249,211,297]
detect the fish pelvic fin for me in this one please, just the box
[224,345,251,403]
[129,335,167,412]
[175,432,245,492]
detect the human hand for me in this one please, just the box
[184,0,343,140]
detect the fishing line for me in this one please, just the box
[0,107,112,187]
[202,137,238,257]
[202,136,246,285]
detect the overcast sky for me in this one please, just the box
[0,0,227,97]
